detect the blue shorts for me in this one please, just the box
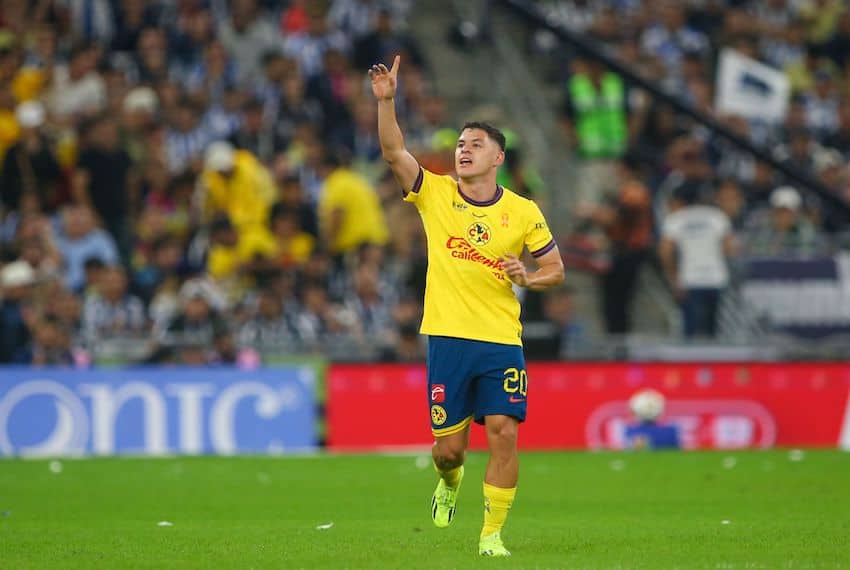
[427,336,528,438]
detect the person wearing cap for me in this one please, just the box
[0,101,63,213]
[0,260,36,363]
[199,141,276,243]
[743,186,823,257]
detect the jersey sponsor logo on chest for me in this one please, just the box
[445,236,505,280]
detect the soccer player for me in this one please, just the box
[369,56,565,556]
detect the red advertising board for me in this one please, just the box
[327,363,850,451]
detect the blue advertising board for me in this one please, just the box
[0,367,317,457]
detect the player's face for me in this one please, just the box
[455,129,504,178]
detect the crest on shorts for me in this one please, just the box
[431,405,447,426]
[467,222,491,246]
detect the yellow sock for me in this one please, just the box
[434,463,463,489]
[481,482,516,538]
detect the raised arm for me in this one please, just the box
[369,55,420,193]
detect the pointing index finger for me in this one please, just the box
[390,54,400,75]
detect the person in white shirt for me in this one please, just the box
[659,184,736,338]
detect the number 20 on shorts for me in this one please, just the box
[503,367,528,396]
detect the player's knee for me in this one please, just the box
[432,442,465,469]
[486,418,518,447]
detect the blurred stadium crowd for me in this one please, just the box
[0,0,849,366]
[543,0,850,340]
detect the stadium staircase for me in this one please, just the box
[407,0,680,344]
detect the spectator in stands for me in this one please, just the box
[654,135,714,224]
[353,7,426,72]
[317,151,388,256]
[81,257,107,297]
[73,113,134,262]
[283,4,348,79]
[743,186,824,258]
[55,205,119,292]
[238,287,299,353]
[659,184,735,338]
[714,178,748,232]
[82,265,147,344]
[640,2,709,78]
[277,174,318,237]
[45,42,106,120]
[158,280,229,350]
[341,263,395,350]
[824,99,850,158]
[578,157,653,335]
[218,0,278,83]
[563,57,628,205]
[134,27,170,85]
[269,203,315,269]
[206,214,276,296]
[231,97,285,163]
[294,281,347,351]
[185,41,238,105]
[166,97,215,174]
[44,287,83,342]
[17,235,61,285]
[0,261,35,363]
[0,101,63,214]
[132,234,184,305]
[199,141,277,242]
[17,314,75,367]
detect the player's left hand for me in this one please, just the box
[500,253,529,287]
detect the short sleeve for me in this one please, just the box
[662,215,679,239]
[716,212,731,236]
[525,200,556,258]
[402,167,426,205]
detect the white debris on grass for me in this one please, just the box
[722,456,737,469]
[788,449,805,462]
[315,522,334,530]
[609,459,626,471]
[414,456,430,470]
[48,460,63,474]
[157,521,173,527]
[721,520,731,525]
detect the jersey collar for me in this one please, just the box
[457,183,504,207]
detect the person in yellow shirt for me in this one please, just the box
[370,56,564,557]
[269,203,315,269]
[206,215,277,292]
[200,142,277,241]
[317,151,389,255]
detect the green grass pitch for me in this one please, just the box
[1,450,849,569]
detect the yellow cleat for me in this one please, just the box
[479,532,511,557]
[430,466,463,528]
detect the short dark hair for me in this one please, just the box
[460,121,506,151]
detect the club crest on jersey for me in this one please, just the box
[431,384,446,403]
[431,405,448,425]
[467,222,491,246]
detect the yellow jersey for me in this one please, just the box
[202,151,276,235]
[405,168,555,346]
[318,167,389,253]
